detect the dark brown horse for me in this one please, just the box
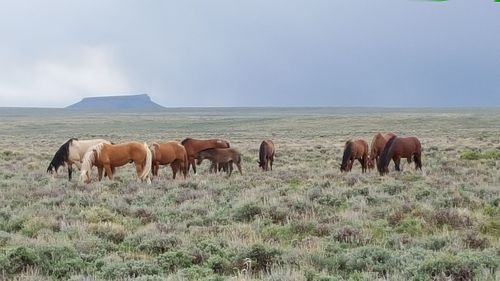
[377,136,422,176]
[367,132,396,170]
[258,140,275,171]
[181,138,230,174]
[340,139,369,173]
[150,142,188,179]
[196,148,242,177]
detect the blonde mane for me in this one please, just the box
[80,143,105,181]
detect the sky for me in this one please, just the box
[0,0,498,107]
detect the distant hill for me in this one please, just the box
[66,94,165,111]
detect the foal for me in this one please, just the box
[196,148,242,176]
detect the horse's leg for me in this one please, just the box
[270,156,274,171]
[171,162,178,179]
[191,157,197,174]
[97,167,103,181]
[358,158,365,173]
[414,153,422,170]
[67,163,73,181]
[348,159,353,172]
[236,161,242,175]
[394,157,401,171]
[134,161,144,182]
[104,165,113,180]
[228,162,233,177]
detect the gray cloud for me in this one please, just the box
[0,0,498,107]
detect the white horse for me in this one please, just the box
[47,138,112,181]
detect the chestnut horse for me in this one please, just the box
[79,142,152,184]
[367,132,396,170]
[340,139,369,173]
[150,142,188,179]
[258,140,275,171]
[181,138,230,174]
[377,136,422,176]
[197,148,242,177]
[47,138,112,181]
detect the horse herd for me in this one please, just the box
[46,138,276,184]
[46,132,421,185]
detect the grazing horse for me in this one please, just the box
[196,148,242,177]
[150,142,188,179]
[377,136,422,176]
[367,132,396,170]
[181,138,230,174]
[47,138,111,181]
[340,139,369,173]
[79,142,152,184]
[258,140,275,171]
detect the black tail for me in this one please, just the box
[47,138,77,174]
[259,141,267,169]
[378,136,397,173]
[340,141,353,171]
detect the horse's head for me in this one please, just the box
[47,163,56,174]
[196,152,207,165]
[79,169,92,184]
[367,157,375,170]
[339,163,349,173]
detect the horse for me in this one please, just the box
[258,140,275,171]
[47,138,112,181]
[377,136,422,176]
[150,142,188,179]
[79,142,152,184]
[340,139,369,173]
[367,132,396,170]
[181,138,230,174]
[196,148,242,177]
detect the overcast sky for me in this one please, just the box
[0,0,498,107]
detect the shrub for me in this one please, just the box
[415,251,499,281]
[459,149,500,160]
[156,250,192,273]
[237,244,281,271]
[100,260,160,279]
[233,203,262,222]
[88,222,127,243]
[81,207,115,223]
[0,245,86,279]
[345,246,395,275]
[180,265,213,280]
[206,255,231,273]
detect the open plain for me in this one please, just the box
[0,108,499,280]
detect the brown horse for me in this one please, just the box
[181,138,230,174]
[258,140,275,171]
[367,132,396,170]
[196,148,242,176]
[150,142,188,179]
[79,142,152,184]
[377,136,422,176]
[340,139,369,173]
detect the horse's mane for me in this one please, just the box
[180,138,192,145]
[149,142,160,159]
[370,133,382,157]
[341,140,353,169]
[47,138,78,173]
[80,143,104,176]
[378,135,397,172]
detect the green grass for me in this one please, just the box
[0,107,499,280]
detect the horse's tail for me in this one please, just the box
[47,138,77,173]
[369,133,380,160]
[341,140,353,169]
[259,141,267,168]
[378,135,397,172]
[183,148,189,176]
[141,142,153,181]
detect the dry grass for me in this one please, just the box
[0,108,499,280]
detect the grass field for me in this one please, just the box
[0,107,499,281]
